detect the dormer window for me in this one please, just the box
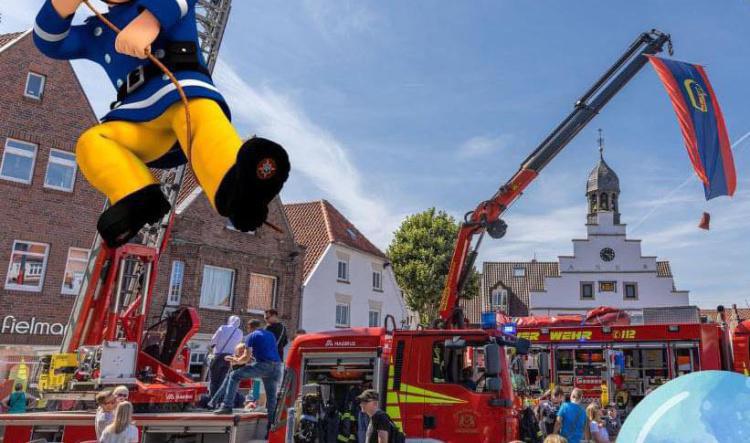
[25,72,46,100]
[513,267,526,277]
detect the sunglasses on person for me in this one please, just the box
[115,393,128,398]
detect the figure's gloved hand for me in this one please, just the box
[50,0,85,18]
[116,9,160,59]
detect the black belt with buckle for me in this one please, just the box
[111,41,211,108]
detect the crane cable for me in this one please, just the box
[83,0,193,162]
[82,1,285,234]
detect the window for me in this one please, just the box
[624,282,638,300]
[372,270,382,290]
[44,149,77,191]
[24,72,46,100]
[335,303,350,327]
[167,260,185,305]
[431,340,489,392]
[513,267,526,277]
[491,288,508,307]
[599,281,617,292]
[5,240,49,292]
[600,193,609,210]
[61,247,89,295]
[0,139,37,184]
[368,310,381,327]
[189,351,207,378]
[199,265,234,309]
[581,282,594,299]
[247,273,277,313]
[337,260,349,282]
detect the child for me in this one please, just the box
[226,343,256,409]
[604,405,621,439]
[113,385,129,403]
[95,390,116,440]
[226,343,253,369]
[100,401,139,443]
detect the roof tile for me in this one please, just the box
[283,200,386,280]
[700,308,750,323]
[0,32,25,50]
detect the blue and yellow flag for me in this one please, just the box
[647,56,736,200]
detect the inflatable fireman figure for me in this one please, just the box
[33,0,290,247]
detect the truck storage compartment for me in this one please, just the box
[277,352,381,442]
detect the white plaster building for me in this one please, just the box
[482,142,690,321]
[284,201,407,332]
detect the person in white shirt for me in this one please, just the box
[586,402,610,443]
[100,401,138,443]
[207,315,244,400]
[95,390,116,440]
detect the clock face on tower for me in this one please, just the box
[600,247,615,262]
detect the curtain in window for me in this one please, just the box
[200,266,233,308]
[247,274,276,311]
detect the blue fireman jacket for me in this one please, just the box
[33,0,230,123]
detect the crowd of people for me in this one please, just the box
[527,387,622,443]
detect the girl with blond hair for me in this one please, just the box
[100,401,138,443]
[586,402,610,443]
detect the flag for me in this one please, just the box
[647,55,736,200]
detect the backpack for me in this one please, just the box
[382,412,405,443]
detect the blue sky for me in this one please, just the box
[3,1,750,309]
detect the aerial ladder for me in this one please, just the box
[437,29,674,329]
[35,0,234,409]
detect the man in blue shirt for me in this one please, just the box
[210,319,282,429]
[554,388,590,443]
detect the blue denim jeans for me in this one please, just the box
[210,360,282,420]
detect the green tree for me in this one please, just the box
[387,208,479,325]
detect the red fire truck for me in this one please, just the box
[513,313,750,407]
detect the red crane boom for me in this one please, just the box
[438,30,673,327]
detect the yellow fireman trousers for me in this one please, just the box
[76,98,242,208]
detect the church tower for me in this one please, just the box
[586,129,621,225]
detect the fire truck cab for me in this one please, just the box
[269,324,529,443]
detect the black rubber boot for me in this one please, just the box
[215,137,290,232]
[97,184,171,248]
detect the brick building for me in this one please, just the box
[0,31,101,381]
[0,31,304,382]
[158,192,304,375]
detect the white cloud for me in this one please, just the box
[458,135,513,159]
[478,205,585,262]
[213,59,401,248]
[301,0,378,41]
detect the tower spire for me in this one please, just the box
[597,128,604,160]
